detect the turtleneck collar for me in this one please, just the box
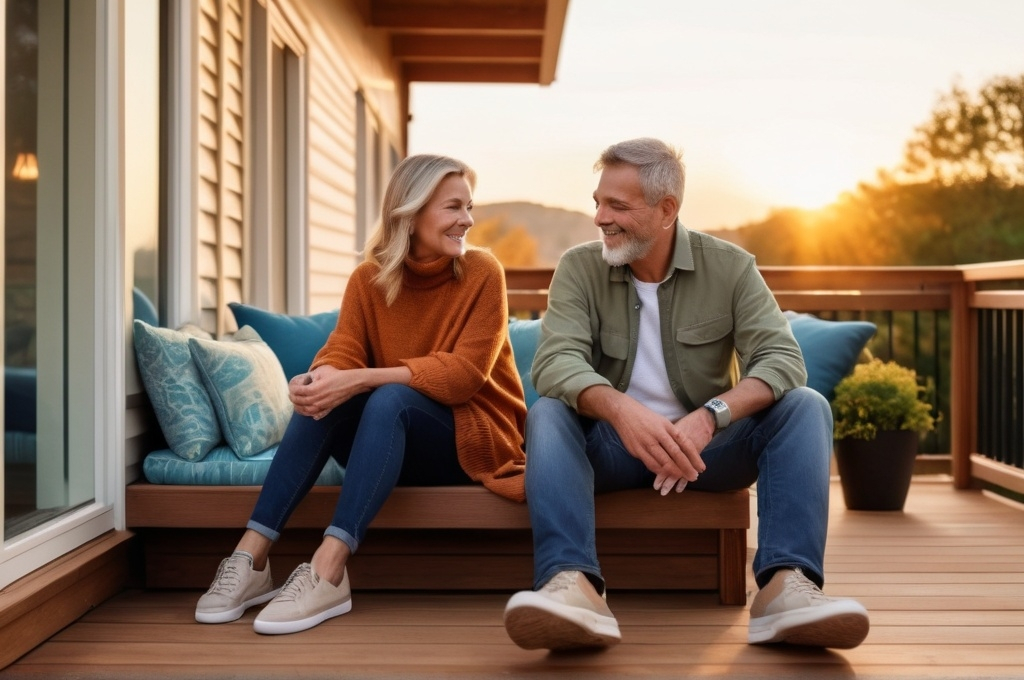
[403,255,456,289]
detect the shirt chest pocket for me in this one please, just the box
[596,329,630,385]
[674,315,736,384]
[599,329,630,360]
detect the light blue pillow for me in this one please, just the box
[142,445,345,486]
[786,313,877,400]
[188,326,293,458]
[228,302,338,380]
[133,320,222,462]
[508,318,542,408]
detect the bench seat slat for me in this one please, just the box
[125,484,749,530]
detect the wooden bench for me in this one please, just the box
[125,484,749,604]
[124,268,750,606]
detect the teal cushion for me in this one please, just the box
[188,326,293,458]
[142,445,345,485]
[227,302,338,380]
[4,431,36,464]
[786,313,877,400]
[508,319,542,408]
[132,286,159,326]
[133,320,222,461]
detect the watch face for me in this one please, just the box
[705,399,730,429]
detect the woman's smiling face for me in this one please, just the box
[409,173,474,262]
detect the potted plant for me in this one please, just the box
[831,358,936,511]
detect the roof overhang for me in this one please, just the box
[367,0,569,85]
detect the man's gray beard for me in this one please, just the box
[602,236,654,267]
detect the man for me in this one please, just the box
[503,138,870,652]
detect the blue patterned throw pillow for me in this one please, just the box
[132,320,222,461]
[188,326,293,458]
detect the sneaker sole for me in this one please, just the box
[195,586,282,624]
[253,598,353,635]
[504,593,621,651]
[749,600,870,649]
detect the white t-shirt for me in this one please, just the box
[624,278,687,422]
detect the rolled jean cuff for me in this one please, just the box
[324,526,359,554]
[245,520,280,543]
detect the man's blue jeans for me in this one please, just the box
[247,384,471,553]
[524,386,833,591]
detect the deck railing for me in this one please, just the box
[960,261,1024,497]
[505,261,1024,498]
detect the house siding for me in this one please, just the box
[123,0,404,483]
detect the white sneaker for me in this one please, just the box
[253,563,352,635]
[748,567,870,648]
[195,551,280,624]
[504,571,621,650]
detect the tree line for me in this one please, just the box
[727,73,1024,266]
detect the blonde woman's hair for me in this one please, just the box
[364,154,477,305]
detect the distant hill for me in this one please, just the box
[472,202,597,267]
[471,201,742,267]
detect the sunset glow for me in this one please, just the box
[409,0,1024,231]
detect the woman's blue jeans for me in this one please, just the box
[247,384,470,553]
[524,386,833,590]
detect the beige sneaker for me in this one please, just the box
[253,563,352,635]
[504,571,621,650]
[195,551,280,624]
[749,567,870,648]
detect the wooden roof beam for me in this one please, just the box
[402,61,540,83]
[371,2,547,34]
[391,34,542,61]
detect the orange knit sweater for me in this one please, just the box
[309,249,527,501]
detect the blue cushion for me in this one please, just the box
[188,326,293,458]
[508,319,542,408]
[5,366,36,432]
[4,430,36,464]
[132,286,159,326]
[133,320,223,461]
[142,445,345,485]
[228,302,338,380]
[786,313,877,400]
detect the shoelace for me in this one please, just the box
[275,563,315,602]
[786,569,830,602]
[544,571,578,593]
[207,557,243,595]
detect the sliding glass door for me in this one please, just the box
[1,0,120,590]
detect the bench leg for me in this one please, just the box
[718,528,747,605]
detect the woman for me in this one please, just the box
[195,155,527,635]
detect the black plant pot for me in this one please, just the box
[834,430,919,511]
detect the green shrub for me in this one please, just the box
[832,359,936,441]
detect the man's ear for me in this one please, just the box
[658,194,680,227]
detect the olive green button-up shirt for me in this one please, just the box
[532,222,806,412]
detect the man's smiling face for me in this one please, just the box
[593,164,662,267]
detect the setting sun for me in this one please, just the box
[410,0,1024,231]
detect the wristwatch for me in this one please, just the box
[703,398,731,431]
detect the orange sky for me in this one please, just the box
[409,1,1024,231]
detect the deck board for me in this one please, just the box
[5,478,1024,679]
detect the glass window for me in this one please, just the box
[3,0,81,539]
[126,0,161,325]
[2,0,118,589]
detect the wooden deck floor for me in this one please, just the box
[5,478,1024,680]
